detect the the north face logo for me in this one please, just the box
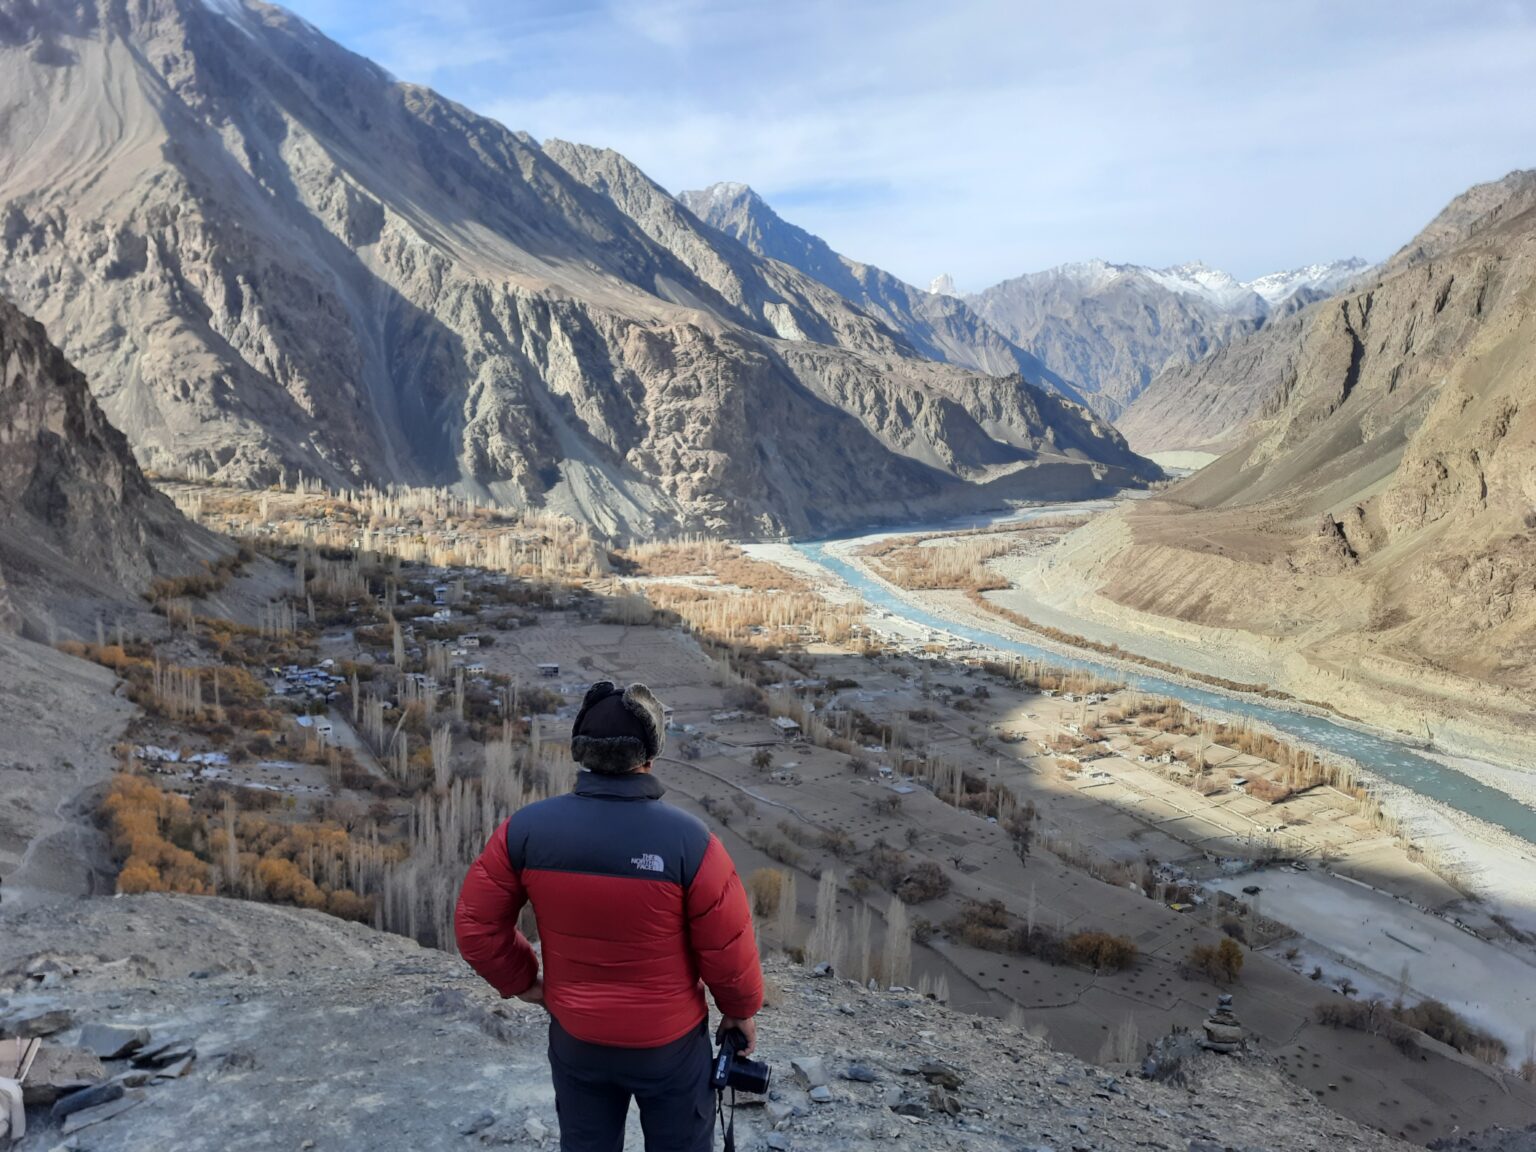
[631,853,664,873]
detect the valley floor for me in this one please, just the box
[4,488,1534,1147]
[769,515,1536,1056]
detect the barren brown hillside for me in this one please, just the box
[1057,178,1536,757]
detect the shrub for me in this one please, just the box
[748,868,783,917]
[1396,998,1507,1062]
[895,861,950,905]
[1188,938,1244,983]
[1065,930,1138,972]
[818,827,856,858]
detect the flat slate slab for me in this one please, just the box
[77,1024,150,1060]
[61,1090,145,1136]
[51,1080,125,1122]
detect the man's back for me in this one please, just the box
[455,681,763,1150]
[493,773,757,1046]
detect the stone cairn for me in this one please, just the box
[1200,994,1245,1053]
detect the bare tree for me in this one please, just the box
[805,870,843,968]
[775,869,798,955]
[882,895,911,987]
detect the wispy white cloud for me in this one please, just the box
[285,0,1536,288]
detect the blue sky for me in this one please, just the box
[285,0,1536,290]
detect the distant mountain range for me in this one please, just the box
[0,0,1156,540]
[680,182,1367,427]
[964,257,1370,420]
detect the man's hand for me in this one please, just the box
[717,1015,757,1055]
[516,978,545,1006]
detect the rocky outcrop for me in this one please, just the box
[1055,175,1536,755]
[677,182,1079,395]
[0,894,1422,1152]
[0,294,208,608]
[0,0,1156,540]
[1115,304,1314,455]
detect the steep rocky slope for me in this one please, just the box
[1120,174,1536,454]
[0,0,1154,539]
[1046,174,1536,758]
[0,293,213,610]
[0,895,1420,1152]
[1114,304,1314,455]
[677,182,1080,396]
[968,259,1366,422]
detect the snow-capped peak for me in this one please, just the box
[1242,258,1371,304]
[928,273,959,297]
[689,182,753,207]
[1144,261,1257,310]
[1021,256,1370,312]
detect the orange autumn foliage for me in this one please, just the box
[100,775,213,895]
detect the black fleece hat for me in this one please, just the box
[570,681,666,774]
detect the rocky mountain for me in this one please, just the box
[0,895,1421,1152]
[966,258,1369,421]
[0,294,211,613]
[1382,169,1536,274]
[1046,171,1536,759]
[1118,174,1536,455]
[0,0,1155,541]
[676,182,1081,397]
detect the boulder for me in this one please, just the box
[77,1024,149,1060]
[19,1046,107,1106]
[0,1009,74,1039]
[790,1056,828,1088]
[457,1110,496,1136]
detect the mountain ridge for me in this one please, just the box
[966,256,1369,420]
[0,293,216,616]
[1119,170,1536,455]
[0,0,1157,539]
[677,181,1086,401]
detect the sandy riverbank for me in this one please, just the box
[1209,868,1536,1060]
[774,534,1536,947]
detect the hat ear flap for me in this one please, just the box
[572,681,620,739]
[622,683,666,761]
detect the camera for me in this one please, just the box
[711,1028,771,1095]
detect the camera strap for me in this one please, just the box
[715,1086,736,1152]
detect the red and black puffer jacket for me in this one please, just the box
[455,771,763,1048]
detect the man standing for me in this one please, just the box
[456,681,764,1152]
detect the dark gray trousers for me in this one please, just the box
[548,1017,714,1152]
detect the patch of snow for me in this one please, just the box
[1144,261,1259,311]
[1016,256,1371,313]
[1242,257,1372,304]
